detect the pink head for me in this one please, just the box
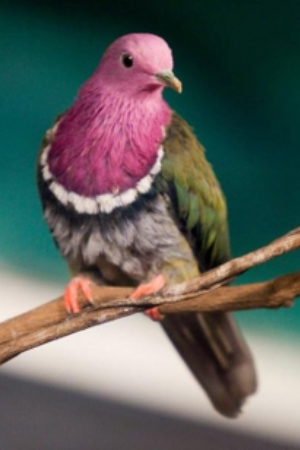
[84,33,182,97]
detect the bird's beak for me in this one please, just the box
[155,70,182,93]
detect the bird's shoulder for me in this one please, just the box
[38,113,64,159]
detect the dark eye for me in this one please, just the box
[122,53,133,68]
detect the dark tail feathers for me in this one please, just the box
[162,312,257,418]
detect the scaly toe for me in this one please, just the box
[130,274,166,300]
[145,307,164,321]
[64,276,93,314]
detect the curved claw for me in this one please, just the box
[64,276,93,314]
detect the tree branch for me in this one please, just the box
[0,227,300,365]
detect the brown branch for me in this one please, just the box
[0,227,300,365]
[159,271,300,314]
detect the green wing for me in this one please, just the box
[157,113,256,418]
[158,112,231,271]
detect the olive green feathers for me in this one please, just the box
[158,112,231,270]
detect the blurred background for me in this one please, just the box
[1,0,300,448]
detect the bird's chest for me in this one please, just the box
[44,194,183,284]
[46,101,167,199]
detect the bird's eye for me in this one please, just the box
[121,53,133,68]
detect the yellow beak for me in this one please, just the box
[155,70,182,93]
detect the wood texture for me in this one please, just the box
[0,227,299,365]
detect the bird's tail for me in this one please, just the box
[162,312,257,417]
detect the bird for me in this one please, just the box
[37,33,257,417]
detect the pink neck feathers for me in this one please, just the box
[48,83,171,197]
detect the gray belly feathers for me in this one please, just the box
[43,194,187,284]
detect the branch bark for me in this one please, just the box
[0,227,300,365]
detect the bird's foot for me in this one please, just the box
[130,274,166,322]
[145,307,164,321]
[130,274,166,300]
[64,276,93,314]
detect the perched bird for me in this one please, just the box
[37,33,257,417]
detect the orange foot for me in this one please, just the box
[64,276,93,314]
[130,274,166,300]
[130,274,166,322]
[145,307,164,322]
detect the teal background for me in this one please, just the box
[1,0,300,334]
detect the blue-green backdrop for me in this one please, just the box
[1,0,300,334]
